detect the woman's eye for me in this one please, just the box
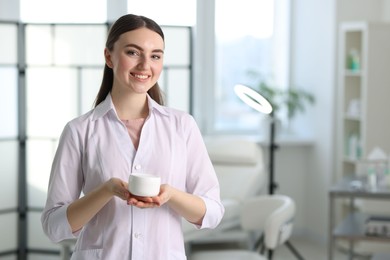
[127,50,138,56]
[151,55,161,60]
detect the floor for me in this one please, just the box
[271,237,346,260]
[188,237,372,260]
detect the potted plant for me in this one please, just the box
[247,72,315,120]
[255,81,315,119]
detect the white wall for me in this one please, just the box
[269,142,314,236]
[289,0,336,243]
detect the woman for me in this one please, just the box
[41,14,224,259]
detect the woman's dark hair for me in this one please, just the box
[94,14,165,107]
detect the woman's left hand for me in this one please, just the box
[127,184,171,208]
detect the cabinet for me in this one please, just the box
[337,21,390,178]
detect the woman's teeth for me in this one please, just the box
[133,74,148,79]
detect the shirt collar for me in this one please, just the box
[92,92,169,121]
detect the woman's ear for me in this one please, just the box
[104,48,113,68]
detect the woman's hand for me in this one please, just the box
[67,177,131,232]
[127,184,171,208]
[127,184,205,225]
[105,177,131,201]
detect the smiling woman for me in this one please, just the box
[1,1,195,259]
[40,14,224,260]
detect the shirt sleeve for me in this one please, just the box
[184,116,225,229]
[41,122,83,243]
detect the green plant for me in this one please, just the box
[247,72,315,119]
[256,81,315,119]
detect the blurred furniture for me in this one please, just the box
[328,177,390,260]
[190,194,301,260]
[183,136,266,245]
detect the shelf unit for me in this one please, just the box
[335,21,390,256]
[328,178,390,260]
[337,21,390,179]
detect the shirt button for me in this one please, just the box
[134,164,141,170]
[134,233,141,239]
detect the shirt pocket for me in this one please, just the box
[71,248,102,259]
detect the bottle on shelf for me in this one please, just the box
[367,166,377,189]
[347,48,360,71]
[347,133,361,160]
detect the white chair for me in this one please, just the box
[183,136,266,245]
[190,194,303,260]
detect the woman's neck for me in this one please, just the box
[111,89,149,120]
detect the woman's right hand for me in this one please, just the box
[105,177,131,201]
[67,177,131,232]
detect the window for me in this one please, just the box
[213,0,290,135]
[20,0,107,23]
[127,0,196,26]
[0,22,18,254]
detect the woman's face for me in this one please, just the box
[105,27,164,95]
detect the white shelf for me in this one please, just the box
[343,70,363,77]
[337,21,390,178]
[344,114,361,121]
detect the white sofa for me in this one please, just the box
[183,136,267,245]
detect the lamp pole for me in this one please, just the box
[233,84,278,194]
[269,113,279,195]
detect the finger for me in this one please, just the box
[134,201,157,208]
[131,195,154,203]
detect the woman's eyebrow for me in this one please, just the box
[125,43,164,53]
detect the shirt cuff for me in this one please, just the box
[197,196,225,230]
[47,204,78,242]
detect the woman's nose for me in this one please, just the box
[137,55,149,69]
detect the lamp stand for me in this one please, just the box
[268,113,278,195]
[267,114,305,260]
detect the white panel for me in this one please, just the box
[128,0,196,26]
[0,213,17,251]
[0,141,18,210]
[81,68,104,114]
[0,24,17,64]
[167,69,190,112]
[0,67,18,138]
[159,70,166,93]
[163,27,190,66]
[0,0,19,21]
[28,254,59,260]
[26,25,53,65]
[26,67,78,138]
[0,255,17,260]
[27,139,57,208]
[54,25,106,66]
[28,212,59,250]
[20,0,106,23]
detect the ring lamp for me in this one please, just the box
[234,84,273,114]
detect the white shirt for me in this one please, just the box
[41,94,224,260]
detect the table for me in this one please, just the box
[328,177,390,260]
